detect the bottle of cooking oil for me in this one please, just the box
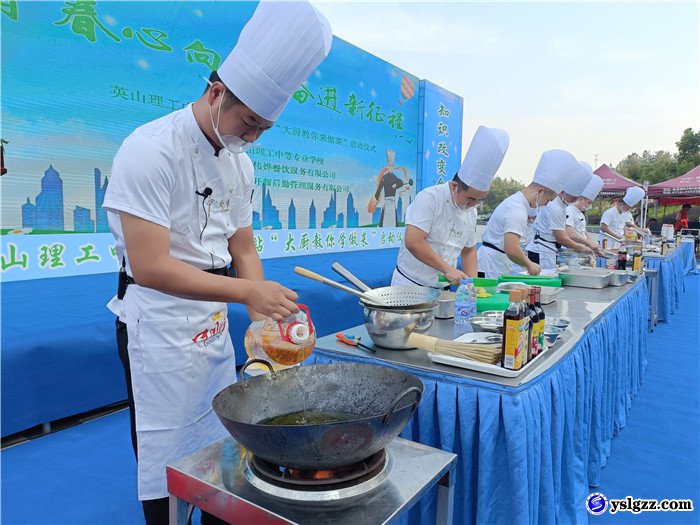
[244,304,316,368]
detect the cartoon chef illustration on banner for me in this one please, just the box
[367,149,414,227]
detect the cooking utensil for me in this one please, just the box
[327,264,441,310]
[363,305,436,349]
[436,291,455,319]
[294,267,389,306]
[407,333,502,364]
[331,262,371,292]
[212,360,423,470]
[335,332,376,353]
[607,270,629,287]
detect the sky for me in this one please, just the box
[311,0,699,184]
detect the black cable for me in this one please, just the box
[198,195,215,270]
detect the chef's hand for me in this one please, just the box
[593,246,604,257]
[444,267,468,284]
[367,199,377,213]
[247,281,299,321]
[526,261,541,275]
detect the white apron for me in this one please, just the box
[477,245,513,279]
[106,109,249,500]
[382,196,397,227]
[123,288,235,500]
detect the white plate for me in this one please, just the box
[429,347,548,377]
[454,332,502,344]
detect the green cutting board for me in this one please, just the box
[476,293,511,311]
[498,275,562,287]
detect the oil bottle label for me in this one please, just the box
[503,319,523,370]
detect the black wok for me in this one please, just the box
[212,360,423,470]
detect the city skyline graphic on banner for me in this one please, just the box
[1,1,422,234]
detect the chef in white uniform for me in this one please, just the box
[510,208,538,274]
[526,159,594,269]
[566,172,604,246]
[103,3,332,523]
[392,126,509,287]
[599,186,646,248]
[477,149,580,279]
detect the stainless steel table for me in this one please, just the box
[167,437,457,525]
[318,279,644,387]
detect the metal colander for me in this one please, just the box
[359,285,440,310]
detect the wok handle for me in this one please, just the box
[239,359,275,383]
[383,386,422,424]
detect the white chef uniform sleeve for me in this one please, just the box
[550,207,567,232]
[405,190,437,234]
[600,208,615,227]
[503,208,528,239]
[103,136,174,228]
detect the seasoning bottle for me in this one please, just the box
[501,291,524,370]
[617,242,628,271]
[533,286,545,355]
[632,245,643,272]
[525,288,539,362]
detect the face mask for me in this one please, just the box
[529,192,544,214]
[204,79,253,154]
[450,185,470,211]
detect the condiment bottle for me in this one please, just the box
[632,245,643,272]
[501,291,524,370]
[533,286,545,355]
[526,288,539,362]
[244,304,316,367]
[617,242,628,270]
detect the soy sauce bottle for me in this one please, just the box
[501,291,524,370]
[525,288,539,362]
[533,286,545,356]
[617,242,628,271]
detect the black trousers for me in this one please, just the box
[117,319,229,525]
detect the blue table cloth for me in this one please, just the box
[309,278,649,525]
[646,248,687,322]
[681,239,697,275]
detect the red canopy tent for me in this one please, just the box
[647,165,700,205]
[594,164,642,198]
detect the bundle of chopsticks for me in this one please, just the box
[407,333,502,364]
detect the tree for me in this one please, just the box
[615,128,699,184]
[481,176,524,213]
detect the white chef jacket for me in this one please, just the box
[392,183,476,288]
[565,204,587,238]
[526,196,567,269]
[600,206,632,248]
[477,191,529,279]
[102,104,251,500]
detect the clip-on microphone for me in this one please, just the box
[195,187,213,198]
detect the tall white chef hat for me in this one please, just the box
[456,126,510,191]
[622,186,645,206]
[562,161,594,197]
[531,149,579,194]
[581,174,604,201]
[218,1,333,121]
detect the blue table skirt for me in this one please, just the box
[646,248,687,322]
[308,278,649,525]
[681,239,697,275]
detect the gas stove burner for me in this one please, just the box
[244,450,391,502]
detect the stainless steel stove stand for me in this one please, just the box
[167,436,457,525]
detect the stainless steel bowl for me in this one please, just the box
[469,316,503,334]
[546,317,570,330]
[363,304,437,349]
[481,310,505,320]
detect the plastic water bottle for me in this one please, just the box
[244,305,316,367]
[455,278,477,325]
